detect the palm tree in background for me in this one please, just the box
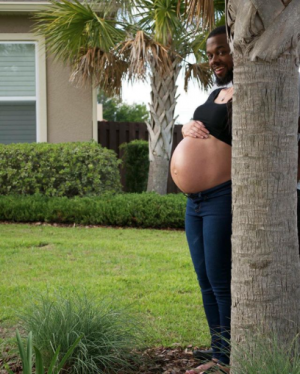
[34,0,224,194]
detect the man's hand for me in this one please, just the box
[182,120,209,139]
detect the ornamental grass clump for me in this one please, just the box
[230,332,300,374]
[20,292,145,374]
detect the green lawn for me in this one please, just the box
[0,224,209,348]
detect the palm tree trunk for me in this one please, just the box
[231,55,300,345]
[227,0,300,364]
[146,59,180,194]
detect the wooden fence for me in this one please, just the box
[98,121,183,193]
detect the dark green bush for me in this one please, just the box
[0,193,186,229]
[0,142,122,197]
[120,140,149,193]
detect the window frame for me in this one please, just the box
[0,34,47,142]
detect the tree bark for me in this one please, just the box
[226,0,300,366]
[146,59,180,194]
[231,56,300,344]
[146,154,170,193]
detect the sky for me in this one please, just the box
[121,76,210,125]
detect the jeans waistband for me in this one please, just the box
[186,180,232,199]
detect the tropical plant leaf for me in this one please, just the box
[177,0,225,28]
[16,330,31,374]
[26,331,32,374]
[70,48,128,95]
[54,336,82,373]
[134,0,184,45]
[118,30,173,79]
[183,62,212,91]
[33,0,126,61]
[181,0,215,29]
[34,0,223,94]
[47,345,61,374]
[33,346,45,374]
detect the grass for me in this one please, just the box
[230,333,300,374]
[0,223,209,349]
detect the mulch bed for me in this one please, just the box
[138,345,201,373]
[1,344,202,374]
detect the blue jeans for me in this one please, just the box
[185,180,232,365]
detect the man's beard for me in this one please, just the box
[215,68,233,86]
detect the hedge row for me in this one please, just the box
[0,193,187,229]
[0,142,122,197]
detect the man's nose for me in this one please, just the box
[211,54,220,64]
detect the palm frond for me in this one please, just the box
[70,48,128,95]
[118,30,173,79]
[33,0,126,62]
[184,62,213,91]
[33,0,221,94]
[33,0,129,91]
[187,30,208,60]
[177,0,225,29]
[214,0,226,14]
[179,0,215,29]
[134,0,182,46]
[89,0,133,19]
[187,12,225,60]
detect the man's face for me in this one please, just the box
[206,33,233,86]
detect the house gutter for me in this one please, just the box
[0,1,103,13]
[0,2,51,12]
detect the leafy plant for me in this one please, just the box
[0,192,187,228]
[20,292,145,374]
[0,142,122,197]
[120,140,149,193]
[6,330,81,374]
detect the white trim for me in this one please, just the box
[92,87,98,141]
[35,40,40,142]
[0,97,36,101]
[0,34,47,143]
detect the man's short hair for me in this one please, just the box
[207,25,226,39]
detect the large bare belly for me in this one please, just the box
[170,136,231,193]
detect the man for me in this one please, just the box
[181,25,233,374]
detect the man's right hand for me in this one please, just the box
[182,120,210,139]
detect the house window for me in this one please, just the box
[0,42,37,144]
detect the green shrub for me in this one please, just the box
[120,140,149,193]
[20,292,145,374]
[0,193,186,229]
[0,142,122,197]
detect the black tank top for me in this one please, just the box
[193,88,232,146]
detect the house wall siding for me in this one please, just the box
[0,14,94,143]
[46,55,93,143]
